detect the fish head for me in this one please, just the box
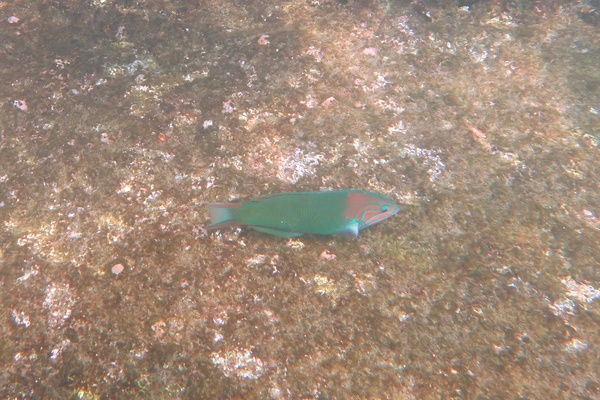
[346,191,400,229]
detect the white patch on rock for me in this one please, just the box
[211,348,264,380]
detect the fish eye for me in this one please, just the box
[381,205,389,212]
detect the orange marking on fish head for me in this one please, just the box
[346,192,399,228]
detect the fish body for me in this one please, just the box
[207,190,399,238]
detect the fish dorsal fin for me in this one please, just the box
[251,192,297,202]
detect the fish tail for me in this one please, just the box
[207,202,241,230]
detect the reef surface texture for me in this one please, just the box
[0,0,599,398]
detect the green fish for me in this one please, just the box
[207,190,399,238]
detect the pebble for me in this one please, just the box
[112,263,125,275]
[257,34,270,46]
[13,100,28,112]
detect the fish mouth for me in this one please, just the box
[364,210,397,226]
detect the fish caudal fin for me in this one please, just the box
[207,203,241,230]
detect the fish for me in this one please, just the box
[207,190,399,238]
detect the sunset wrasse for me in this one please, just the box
[207,190,399,238]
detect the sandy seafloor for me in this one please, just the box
[1,0,599,398]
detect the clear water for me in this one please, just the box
[1,0,598,398]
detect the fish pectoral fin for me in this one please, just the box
[337,221,360,238]
[251,226,304,238]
